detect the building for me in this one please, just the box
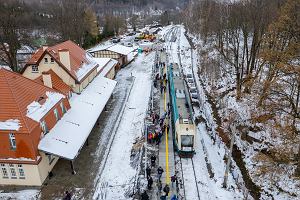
[22,40,98,94]
[93,57,118,79]
[88,44,135,70]
[16,45,35,71]
[0,68,71,186]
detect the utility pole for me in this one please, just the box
[223,125,235,189]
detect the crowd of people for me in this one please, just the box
[142,49,178,200]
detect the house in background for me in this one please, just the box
[0,68,70,186]
[22,40,98,94]
[88,44,136,70]
[16,45,35,71]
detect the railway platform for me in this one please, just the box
[157,50,177,198]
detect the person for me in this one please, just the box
[160,84,163,93]
[150,155,156,167]
[160,195,166,200]
[141,190,149,200]
[157,180,162,193]
[147,176,153,189]
[163,184,170,196]
[171,174,177,188]
[157,166,164,181]
[148,132,152,143]
[63,191,72,200]
[171,195,178,200]
[146,166,151,179]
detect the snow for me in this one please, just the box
[0,66,12,71]
[0,189,39,200]
[93,53,154,199]
[99,59,118,77]
[127,51,138,63]
[93,57,111,73]
[88,44,135,56]
[26,92,65,122]
[75,53,98,82]
[38,76,117,160]
[107,44,135,55]
[0,119,20,131]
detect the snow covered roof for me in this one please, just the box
[75,53,98,82]
[38,75,117,160]
[88,44,135,55]
[107,44,135,55]
[94,57,111,73]
[26,92,65,122]
[0,119,21,131]
[94,58,118,77]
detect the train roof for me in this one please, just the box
[171,63,192,122]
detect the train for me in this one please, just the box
[168,63,196,157]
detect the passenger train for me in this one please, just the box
[168,63,196,157]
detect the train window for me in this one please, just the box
[181,135,194,147]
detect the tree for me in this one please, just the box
[0,0,31,72]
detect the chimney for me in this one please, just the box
[42,72,52,88]
[42,46,48,51]
[58,49,71,71]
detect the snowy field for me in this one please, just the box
[93,53,154,199]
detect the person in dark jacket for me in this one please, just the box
[141,190,149,200]
[151,155,156,167]
[146,166,151,179]
[157,180,162,193]
[157,166,164,181]
[171,174,177,188]
[63,191,72,200]
[147,176,153,189]
[163,184,170,196]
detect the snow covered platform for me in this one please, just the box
[38,76,117,160]
[158,51,177,194]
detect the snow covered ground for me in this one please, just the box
[93,52,154,199]
[0,189,39,200]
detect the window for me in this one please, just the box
[54,108,60,121]
[1,164,8,179]
[9,133,16,150]
[50,57,54,63]
[32,65,39,73]
[60,102,66,114]
[44,58,48,63]
[17,164,25,179]
[9,164,17,179]
[41,120,49,135]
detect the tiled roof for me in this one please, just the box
[24,40,98,83]
[0,68,62,132]
[34,69,72,96]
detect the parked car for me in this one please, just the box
[186,78,195,87]
[111,37,120,43]
[186,73,193,79]
[125,42,133,47]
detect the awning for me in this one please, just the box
[38,76,117,160]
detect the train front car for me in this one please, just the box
[168,63,196,157]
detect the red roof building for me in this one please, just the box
[0,68,71,186]
[22,40,98,94]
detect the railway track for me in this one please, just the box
[180,157,201,200]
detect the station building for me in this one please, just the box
[0,68,71,186]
